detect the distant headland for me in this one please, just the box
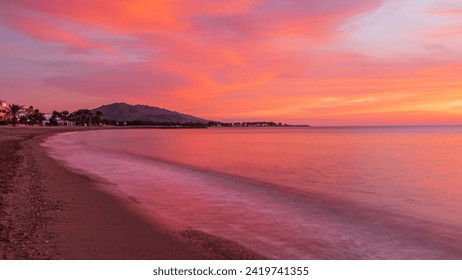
[0,100,309,128]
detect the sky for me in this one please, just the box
[1,0,461,125]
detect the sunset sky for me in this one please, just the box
[1,0,461,125]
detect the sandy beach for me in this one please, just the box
[0,127,264,260]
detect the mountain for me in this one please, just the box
[91,102,209,123]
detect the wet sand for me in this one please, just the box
[0,127,264,259]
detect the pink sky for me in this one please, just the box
[1,0,461,125]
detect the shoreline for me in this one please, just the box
[0,127,264,259]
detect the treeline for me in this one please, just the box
[47,109,103,126]
[20,106,45,125]
[2,103,299,128]
[0,104,105,127]
[0,105,46,126]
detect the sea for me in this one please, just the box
[42,126,462,259]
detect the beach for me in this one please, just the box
[3,126,462,260]
[0,127,264,260]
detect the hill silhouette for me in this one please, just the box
[91,103,208,123]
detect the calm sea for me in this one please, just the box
[43,126,462,259]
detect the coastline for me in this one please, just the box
[0,127,264,259]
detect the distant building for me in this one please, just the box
[0,100,9,121]
[18,106,34,119]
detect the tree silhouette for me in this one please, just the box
[5,104,24,127]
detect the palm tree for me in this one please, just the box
[61,110,69,121]
[5,104,24,127]
[93,110,103,126]
[83,109,93,126]
[32,109,45,125]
